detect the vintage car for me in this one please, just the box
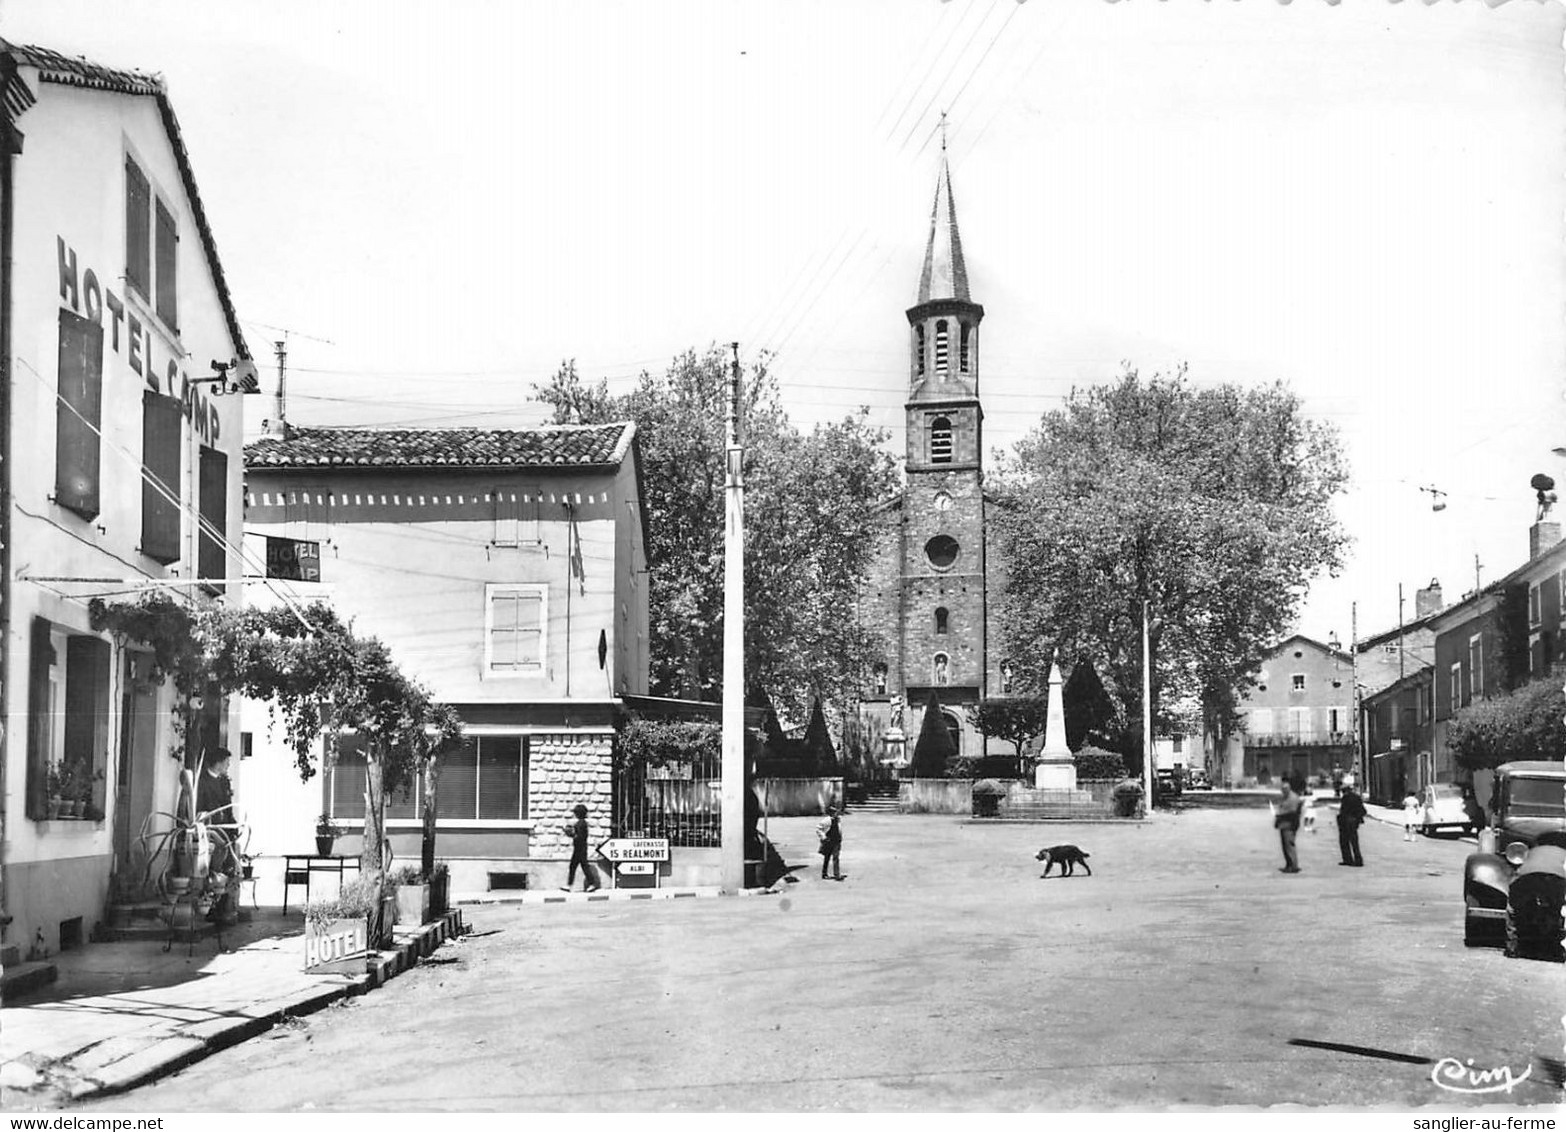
[1186,768,1213,791]
[1462,761,1566,960]
[1420,782,1477,835]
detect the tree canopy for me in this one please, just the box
[989,367,1349,767]
[536,349,898,721]
[965,696,1049,762]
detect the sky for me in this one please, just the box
[3,0,1563,648]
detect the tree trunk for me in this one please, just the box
[362,753,387,944]
[422,756,439,879]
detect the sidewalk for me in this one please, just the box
[0,907,462,1110]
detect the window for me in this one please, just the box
[1291,674,1306,692]
[933,320,949,376]
[959,322,971,374]
[1329,708,1340,734]
[25,620,110,821]
[326,735,527,822]
[486,584,547,675]
[1468,634,1483,702]
[924,535,959,570]
[934,607,949,634]
[125,155,178,331]
[141,391,181,562]
[914,324,926,377]
[1529,583,1541,627]
[1449,663,1461,712]
[941,710,962,754]
[491,484,540,548]
[1172,735,1183,754]
[55,307,104,520]
[929,416,953,464]
[198,447,228,592]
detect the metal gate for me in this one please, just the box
[614,750,723,847]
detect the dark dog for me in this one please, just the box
[1036,844,1092,878]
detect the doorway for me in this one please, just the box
[112,651,159,891]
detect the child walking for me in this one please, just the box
[816,805,844,881]
[1402,790,1421,842]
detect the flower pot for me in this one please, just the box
[395,882,430,926]
[315,834,335,856]
[48,795,63,819]
[241,863,254,880]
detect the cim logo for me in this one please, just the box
[1429,1057,1533,1096]
[305,919,367,972]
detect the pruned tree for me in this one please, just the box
[536,349,897,722]
[990,366,1349,774]
[911,690,957,777]
[800,697,837,773]
[1063,659,1119,753]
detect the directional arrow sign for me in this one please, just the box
[597,837,670,863]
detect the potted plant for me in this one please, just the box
[71,766,104,820]
[390,864,429,925]
[315,813,342,856]
[239,853,255,881]
[45,764,66,819]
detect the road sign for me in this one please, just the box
[616,861,655,875]
[596,837,670,863]
[265,536,321,582]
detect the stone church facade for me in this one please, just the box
[858,156,1015,767]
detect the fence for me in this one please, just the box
[615,755,723,847]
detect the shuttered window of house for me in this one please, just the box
[25,619,55,820]
[436,739,478,820]
[55,308,104,520]
[125,157,151,298]
[198,447,228,592]
[141,390,182,563]
[154,197,178,331]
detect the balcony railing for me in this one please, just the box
[1245,730,1352,748]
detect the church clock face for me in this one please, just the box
[933,490,954,512]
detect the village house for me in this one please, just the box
[238,423,652,894]
[1224,634,1355,788]
[0,43,251,958]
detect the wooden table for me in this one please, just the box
[282,854,362,913]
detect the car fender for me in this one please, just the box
[1464,852,1512,909]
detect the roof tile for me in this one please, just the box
[245,424,636,471]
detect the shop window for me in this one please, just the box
[328,735,527,822]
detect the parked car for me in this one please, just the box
[1462,761,1566,960]
[1155,768,1182,799]
[1186,768,1213,791]
[1420,782,1476,835]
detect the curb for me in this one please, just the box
[457,886,777,906]
[45,909,467,1103]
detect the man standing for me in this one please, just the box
[1274,778,1304,873]
[1336,779,1367,867]
[562,803,601,892]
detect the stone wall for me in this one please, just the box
[756,777,844,816]
[528,732,614,858]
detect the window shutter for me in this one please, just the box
[436,739,478,819]
[141,390,182,563]
[477,737,523,820]
[125,158,150,298]
[64,636,111,788]
[154,197,178,331]
[55,308,104,519]
[26,618,54,820]
[198,447,228,591]
[492,487,519,547]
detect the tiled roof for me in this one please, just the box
[0,41,249,362]
[245,424,637,471]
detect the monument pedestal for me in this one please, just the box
[1035,760,1078,792]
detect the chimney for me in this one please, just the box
[1530,521,1561,560]
[1414,578,1442,619]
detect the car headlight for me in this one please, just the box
[1504,841,1528,867]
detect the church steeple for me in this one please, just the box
[906,148,984,408]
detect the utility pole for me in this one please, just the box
[1351,601,1362,790]
[720,343,746,893]
[1142,600,1153,814]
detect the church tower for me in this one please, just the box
[898,149,988,726]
